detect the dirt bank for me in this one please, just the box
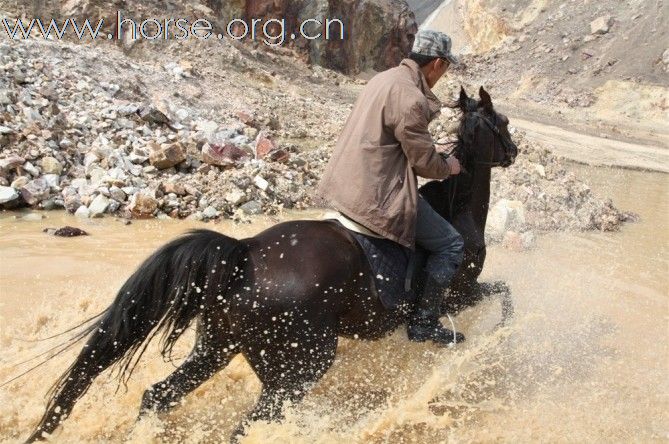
[423,0,668,172]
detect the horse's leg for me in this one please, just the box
[231,318,339,441]
[444,209,488,311]
[140,313,236,414]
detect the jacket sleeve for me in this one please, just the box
[394,100,451,179]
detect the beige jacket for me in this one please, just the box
[318,58,451,248]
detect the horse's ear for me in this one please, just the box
[479,86,493,111]
[458,86,469,111]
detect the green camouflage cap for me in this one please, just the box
[411,30,459,64]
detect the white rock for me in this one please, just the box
[89,168,106,185]
[590,16,613,35]
[83,152,99,168]
[128,153,148,164]
[23,161,40,177]
[70,178,88,189]
[225,189,246,205]
[486,204,509,239]
[506,200,526,225]
[88,194,110,217]
[521,231,536,249]
[107,167,127,181]
[75,205,90,218]
[254,175,270,191]
[0,186,18,204]
[487,199,526,238]
[203,206,219,218]
[196,120,219,134]
[534,164,546,178]
[175,108,190,121]
[43,174,60,187]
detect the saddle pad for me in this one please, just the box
[322,210,384,238]
[347,230,416,311]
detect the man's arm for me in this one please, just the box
[394,100,456,179]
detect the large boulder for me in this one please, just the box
[207,0,416,74]
[319,0,417,74]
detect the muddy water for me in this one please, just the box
[0,165,667,443]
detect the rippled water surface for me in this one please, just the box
[0,166,667,443]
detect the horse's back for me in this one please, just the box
[235,219,400,339]
[239,220,367,307]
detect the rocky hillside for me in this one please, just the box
[4,0,417,75]
[441,0,668,121]
[0,36,632,246]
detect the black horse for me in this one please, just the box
[24,87,517,442]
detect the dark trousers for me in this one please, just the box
[415,196,464,286]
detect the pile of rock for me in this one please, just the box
[429,109,633,249]
[0,40,330,221]
[0,38,632,243]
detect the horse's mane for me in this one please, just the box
[440,96,481,164]
[420,97,482,220]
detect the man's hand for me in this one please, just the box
[446,156,461,175]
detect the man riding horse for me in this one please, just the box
[23,28,520,441]
[319,30,466,345]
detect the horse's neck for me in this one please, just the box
[421,165,492,231]
[463,164,491,230]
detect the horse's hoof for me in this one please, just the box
[24,430,45,443]
[230,422,248,444]
[477,281,510,296]
[408,324,465,345]
[489,281,510,294]
[139,389,174,416]
[139,390,157,415]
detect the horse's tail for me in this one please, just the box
[27,229,244,442]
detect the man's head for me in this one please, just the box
[409,30,458,89]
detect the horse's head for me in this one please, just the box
[455,86,518,169]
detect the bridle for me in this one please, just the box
[467,111,517,168]
[443,109,517,217]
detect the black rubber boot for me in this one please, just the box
[408,276,465,345]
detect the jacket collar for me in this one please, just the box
[399,58,442,121]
